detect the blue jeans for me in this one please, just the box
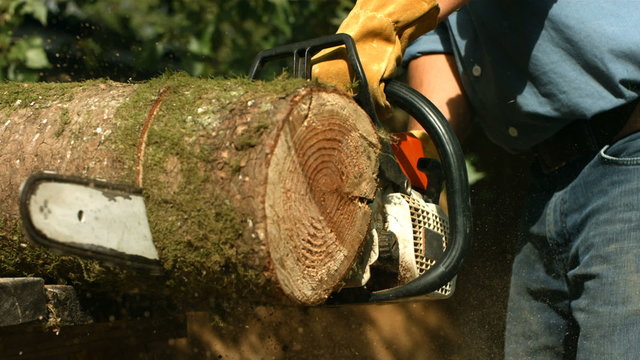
[505,131,640,359]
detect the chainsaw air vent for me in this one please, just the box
[399,193,454,298]
[401,193,449,272]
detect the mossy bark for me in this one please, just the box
[0,73,380,306]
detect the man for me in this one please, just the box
[315,0,640,358]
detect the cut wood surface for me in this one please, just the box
[0,74,380,306]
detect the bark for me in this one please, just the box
[0,74,380,306]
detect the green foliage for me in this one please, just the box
[0,0,52,81]
[0,0,355,82]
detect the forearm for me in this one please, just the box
[438,0,470,21]
[407,53,472,140]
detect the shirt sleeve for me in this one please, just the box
[403,22,453,65]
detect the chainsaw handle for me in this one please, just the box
[368,80,473,302]
[248,33,380,127]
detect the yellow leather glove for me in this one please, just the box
[312,0,440,119]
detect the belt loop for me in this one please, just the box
[581,121,600,151]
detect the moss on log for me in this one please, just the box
[0,73,380,307]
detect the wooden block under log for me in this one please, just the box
[0,278,47,327]
[45,285,93,326]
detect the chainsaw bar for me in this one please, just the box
[20,172,162,273]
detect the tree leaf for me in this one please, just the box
[20,0,49,25]
[25,46,50,69]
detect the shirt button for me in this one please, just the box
[472,65,482,77]
[508,126,519,137]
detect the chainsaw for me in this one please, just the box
[248,34,471,303]
[18,34,471,303]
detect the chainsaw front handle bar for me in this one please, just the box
[370,81,472,301]
[250,34,472,303]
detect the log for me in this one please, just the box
[0,73,380,306]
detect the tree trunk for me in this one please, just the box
[0,74,380,306]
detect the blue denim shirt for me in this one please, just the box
[404,0,640,153]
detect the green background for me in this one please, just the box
[1,0,355,81]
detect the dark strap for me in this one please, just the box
[533,100,639,174]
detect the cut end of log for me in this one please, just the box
[266,89,380,305]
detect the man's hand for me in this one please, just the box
[311,0,470,120]
[312,0,440,119]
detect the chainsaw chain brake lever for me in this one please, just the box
[249,34,472,303]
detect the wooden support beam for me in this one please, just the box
[0,278,47,327]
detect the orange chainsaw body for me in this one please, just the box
[390,133,428,191]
